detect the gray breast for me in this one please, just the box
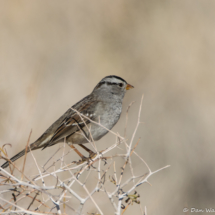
[93,101,122,140]
[68,101,122,144]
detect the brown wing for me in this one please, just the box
[42,99,97,149]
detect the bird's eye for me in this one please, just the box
[119,83,123,87]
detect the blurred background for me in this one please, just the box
[1,0,215,214]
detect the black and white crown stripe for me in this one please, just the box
[95,75,127,89]
[101,75,127,84]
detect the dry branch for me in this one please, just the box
[0,96,169,215]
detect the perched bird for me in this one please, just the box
[1,75,133,168]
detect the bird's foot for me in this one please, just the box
[76,156,90,164]
[76,150,105,165]
[89,149,106,159]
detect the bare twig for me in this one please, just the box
[0,96,169,215]
[21,130,32,180]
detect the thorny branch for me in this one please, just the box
[0,95,169,215]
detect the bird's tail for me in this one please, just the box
[1,147,31,169]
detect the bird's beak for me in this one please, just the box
[126,83,134,90]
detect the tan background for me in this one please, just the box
[1,0,215,214]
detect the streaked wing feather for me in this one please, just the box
[50,115,90,144]
[42,99,97,149]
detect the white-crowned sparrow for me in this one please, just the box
[1,75,133,168]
